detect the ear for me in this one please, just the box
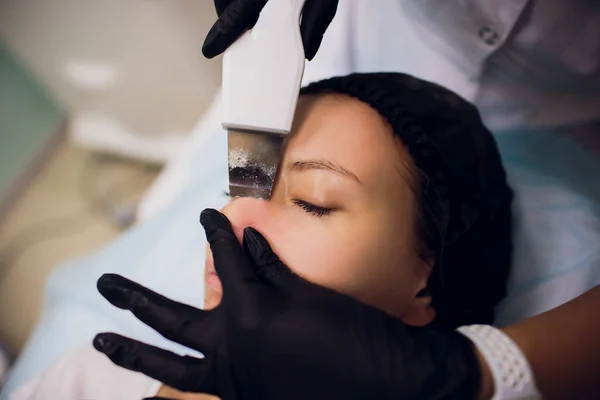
[400,258,436,327]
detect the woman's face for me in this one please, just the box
[205,94,434,324]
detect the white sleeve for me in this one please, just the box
[9,345,161,400]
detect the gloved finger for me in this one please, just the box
[97,274,216,352]
[242,227,314,294]
[202,0,268,59]
[143,397,177,400]
[300,0,339,60]
[213,0,234,16]
[200,209,259,295]
[94,333,217,395]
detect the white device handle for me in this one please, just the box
[222,0,307,135]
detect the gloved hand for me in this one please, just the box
[202,0,339,60]
[94,208,483,399]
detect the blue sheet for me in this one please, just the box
[494,129,600,326]
[1,128,230,398]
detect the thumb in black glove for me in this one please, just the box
[202,0,339,60]
[94,208,482,399]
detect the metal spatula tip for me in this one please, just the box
[227,129,284,200]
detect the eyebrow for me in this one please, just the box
[289,159,362,184]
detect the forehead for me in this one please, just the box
[284,94,414,190]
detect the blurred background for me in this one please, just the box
[0,0,222,371]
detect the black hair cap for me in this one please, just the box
[301,73,514,328]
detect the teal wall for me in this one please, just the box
[0,44,63,198]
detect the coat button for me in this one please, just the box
[478,26,499,46]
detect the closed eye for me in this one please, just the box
[292,198,333,217]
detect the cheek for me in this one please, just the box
[251,210,353,291]
[215,199,419,316]
[272,214,415,315]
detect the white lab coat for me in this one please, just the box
[305,0,600,130]
[6,1,600,399]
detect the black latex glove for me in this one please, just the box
[202,0,339,60]
[94,208,482,399]
[143,397,173,400]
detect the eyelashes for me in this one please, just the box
[292,198,333,217]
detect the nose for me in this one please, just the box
[220,197,272,244]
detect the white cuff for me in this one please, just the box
[457,325,541,400]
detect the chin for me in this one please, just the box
[203,251,222,309]
[204,267,222,310]
[204,287,221,310]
